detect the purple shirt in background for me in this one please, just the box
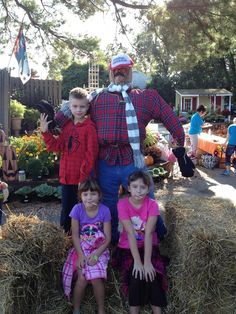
[69,203,111,241]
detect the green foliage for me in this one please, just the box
[23,108,40,131]
[10,100,26,118]
[144,128,158,147]
[27,158,43,179]
[15,186,33,196]
[33,183,59,198]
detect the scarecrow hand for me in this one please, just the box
[172,147,195,178]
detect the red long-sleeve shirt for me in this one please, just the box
[42,117,98,185]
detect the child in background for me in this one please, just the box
[40,88,99,233]
[114,171,167,314]
[222,117,236,176]
[63,179,111,314]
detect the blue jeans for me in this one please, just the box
[97,160,166,243]
[225,144,236,166]
[61,184,78,233]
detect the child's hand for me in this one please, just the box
[87,253,99,266]
[40,113,52,133]
[76,253,86,270]
[132,261,144,280]
[144,262,156,282]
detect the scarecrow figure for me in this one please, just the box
[36,53,188,242]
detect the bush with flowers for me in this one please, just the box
[9,133,58,178]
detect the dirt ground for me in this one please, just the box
[2,164,236,225]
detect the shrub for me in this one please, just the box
[10,100,26,118]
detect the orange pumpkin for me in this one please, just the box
[144,155,154,166]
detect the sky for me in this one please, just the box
[0,1,165,78]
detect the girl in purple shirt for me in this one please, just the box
[62,179,111,314]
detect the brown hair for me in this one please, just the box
[69,87,88,100]
[78,178,102,201]
[128,170,151,188]
[196,104,207,113]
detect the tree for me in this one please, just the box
[136,0,236,98]
[0,0,153,54]
[61,62,109,99]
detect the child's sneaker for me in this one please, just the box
[222,170,230,176]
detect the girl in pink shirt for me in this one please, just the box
[113,171,167,314]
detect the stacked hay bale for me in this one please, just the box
[164,197,236,314]
[0,214,71,314]
[0,215,132,314]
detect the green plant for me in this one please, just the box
[27,158,43,179]
[15,186,33,196]
[23,108,40,130]
[33,183,57,198]
[10,99,26,118]
[144,128,158,147]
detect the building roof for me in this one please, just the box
[176,88,232,96]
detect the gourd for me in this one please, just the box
[144,155,154,166]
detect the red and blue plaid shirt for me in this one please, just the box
[90,88,185,165]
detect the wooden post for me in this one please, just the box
[0,69,10,136]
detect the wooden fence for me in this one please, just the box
[0,69,10,134]
[0,68,61,135]
[11,77,61,108]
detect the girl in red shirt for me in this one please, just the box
[40,88,98,233]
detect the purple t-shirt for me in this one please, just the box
[69,203,111,241]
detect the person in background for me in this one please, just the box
[113,171,167,314]
[188,105,207,160]
[222,117,236,176]
[40,87,98,233]
[62,179,111,314]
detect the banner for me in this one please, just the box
[13,26,31,84]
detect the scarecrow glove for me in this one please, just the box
[172,147,195,178]
[34,100,56,129]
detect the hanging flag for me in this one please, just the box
[13,26,31,84]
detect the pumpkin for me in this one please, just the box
[144,155,154,166]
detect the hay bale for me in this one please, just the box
[0,214,71,314]
[164,197,236,314]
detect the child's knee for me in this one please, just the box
[90,278,102,286]
[77,273,87,285]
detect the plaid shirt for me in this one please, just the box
[90,88,185,165]
[42,117,98,184]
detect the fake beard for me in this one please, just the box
[109,68,132,84]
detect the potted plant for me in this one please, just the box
[10,99,26,136]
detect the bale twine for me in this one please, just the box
[163,197,236,314]
[0,214,71,314]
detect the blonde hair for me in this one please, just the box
[69,87,88,100]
